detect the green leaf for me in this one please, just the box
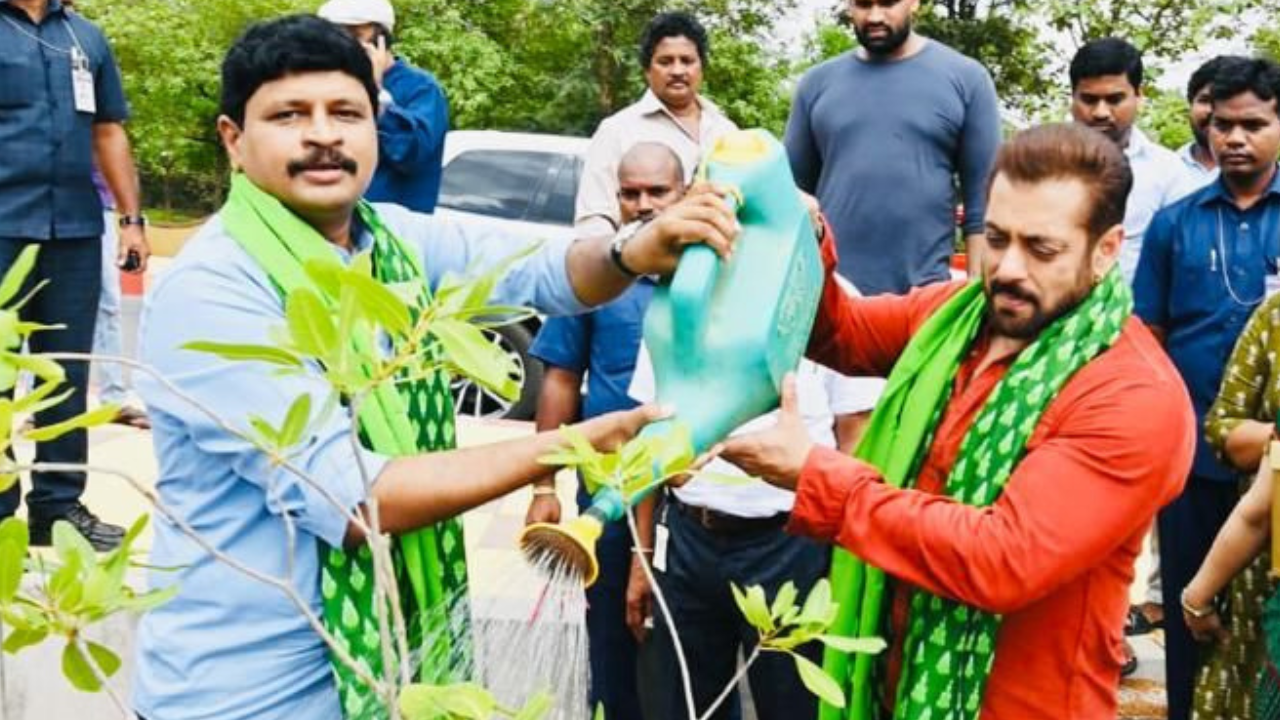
[181,341,303,368]
[12,383,73,416]
[731,582,774,633]
[817,634,887,655]
[399,682,496,720]
[278,394,312,449]
[0,311,20,351]
[0,245,38,307]
[594,702,606,720]
[793,652,845,708]
[52,520,97,568]
[512,689,555,720]
[301,256,344,299]
[117,584,179,613]
[0,517,28,603]
[285,288,339,358]
[2,626,47,654]
[771,581,798,621]
[341,271,413,337]
[23,404,119,442]
[247,415,279,446]
[7,353,65,383]
[430,319,520,401]
[61,641,122,692]
[799,578,833,625]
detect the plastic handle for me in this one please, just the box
[669,194,740,355]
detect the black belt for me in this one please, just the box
[670,496,789,536]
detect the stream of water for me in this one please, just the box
[413,555,591,719]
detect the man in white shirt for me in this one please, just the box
[628,349,867,720]
[1069,37,1201,283]
[574,11,738,237]
[1178,55,1245,182]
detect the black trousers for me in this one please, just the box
[0,237,100,518]
[1158,475,1241,720]
[650,501,829,720]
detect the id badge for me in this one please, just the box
[70,47,95,114]
[652,523,670,573]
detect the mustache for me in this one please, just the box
[990,281,1038,304]
[286,148,359,177]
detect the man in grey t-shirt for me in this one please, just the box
[784,0,1001,295]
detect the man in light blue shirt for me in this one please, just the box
[1069,38,1202,283]
[131,16,739,720]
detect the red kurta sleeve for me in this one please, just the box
[787,365,1194,614]
[806,227,963,378]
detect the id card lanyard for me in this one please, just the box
[1,13,94,113]
[63,20,95,114]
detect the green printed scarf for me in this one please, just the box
[819,271,1131,720]
[222,175,469,719]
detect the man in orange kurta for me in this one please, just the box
[723,124,1197,719]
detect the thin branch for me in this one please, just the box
[71,633,130,719]
[40,353,374,539]
[18,461,385,695]
[347,393,411,714]
[625,506,697,720]
[697,645,761,720]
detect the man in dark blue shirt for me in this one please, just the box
[1134,57,1280,720]
[0,0,149,549]
[318,0,449,213]
[524,142,683,720]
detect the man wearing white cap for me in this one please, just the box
[318,0,449,213]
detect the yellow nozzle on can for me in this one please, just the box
[708,130,771,165]
[518,514,604,587]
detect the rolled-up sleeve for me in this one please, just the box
[387,204,589,316]
[138,252,388,547]
[575,118,623,234]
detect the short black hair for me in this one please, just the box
[1211,57,1280,110]
[220,14,378,127]
[1069,38,1144,91]
[1187,55,1245,102]
[638,11,709,70]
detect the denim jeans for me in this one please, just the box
[650,501,829,720]
[92,212,130,405]
[0,236,100,518]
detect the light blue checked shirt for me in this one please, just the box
[132,204,586,720]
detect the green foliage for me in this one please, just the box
[0,516,176,692]
[398,682,553,720]
[184,245,536,439]
[1140,87,1195,152]
[538,423,694,503]
[730,578,886,710]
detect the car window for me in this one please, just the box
[438,150,557,220]
[528,157,579,226]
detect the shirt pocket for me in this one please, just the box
[1169,245,1220,320]
[0,55,39,107]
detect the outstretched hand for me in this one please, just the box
[621,183,740,277]
[719,373,813,490]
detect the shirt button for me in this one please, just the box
[1242,222,1251,231]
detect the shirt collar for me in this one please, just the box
[635,88,721,120]
[1124,128,1153,160]
[1196,165,1280,208]
[1,0,65,18]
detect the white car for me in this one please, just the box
[435,130,590,419]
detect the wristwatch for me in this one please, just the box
[609,220,646,278]
[118,214,147,229]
